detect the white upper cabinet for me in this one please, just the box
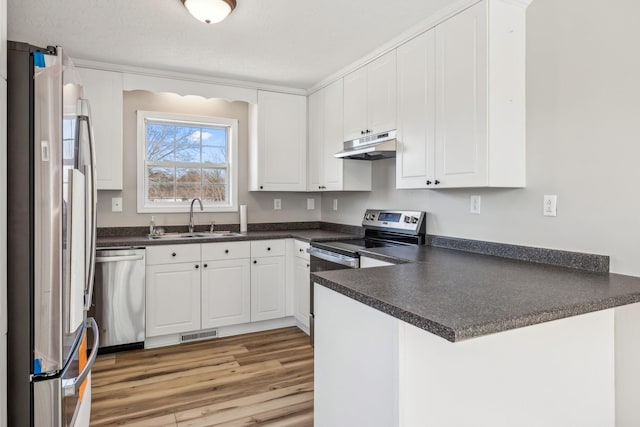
[396,0,527,189]
[434,2,488,188]
[308,79,371,192]
[396,29,436,189]
[343,51,397,142]
[77,68,124,190]
[249,90,307,191]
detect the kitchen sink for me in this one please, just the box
[148,231,243,240]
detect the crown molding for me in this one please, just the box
[71,58,307,97]
[308,0,533,94]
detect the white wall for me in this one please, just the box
[97,90,321,228]
[321,0,640,277]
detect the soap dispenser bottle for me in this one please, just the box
[149,215,156,236]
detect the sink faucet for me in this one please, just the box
[189,198,203,232]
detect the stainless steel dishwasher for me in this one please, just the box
[90,248,146,351]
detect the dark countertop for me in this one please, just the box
[97,229,361,248]
[312,246,640,342]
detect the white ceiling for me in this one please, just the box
[8,0,455,89]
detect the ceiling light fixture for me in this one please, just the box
[181,0,236,24]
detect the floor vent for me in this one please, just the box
[181,329,218,343]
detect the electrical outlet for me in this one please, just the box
[543,195,557,217]
[274,199,282,210]
[307,198,315,210]
[333,199,338,211]
[111,197,123,212]
[470,195,481,214]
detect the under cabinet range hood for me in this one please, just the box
[334,130,397,160]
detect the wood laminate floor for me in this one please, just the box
[90,327,314,426]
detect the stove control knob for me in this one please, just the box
[404,216,411,223]
[411,216,419,224]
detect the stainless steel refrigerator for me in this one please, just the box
[6,41,99,427]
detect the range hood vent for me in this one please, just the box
[334,130,397,160]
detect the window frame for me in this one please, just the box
[136,110,239,213]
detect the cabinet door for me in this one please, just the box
[396,30,436,189]
[435,2,488,187]
[322,79,344,191]
[255,91,307,191]
[307,90,324,191]
[251,256,286,322]
[146,263,201,337]
[201,258,251,329]
[343,69,368,141]
[367,50,397,135]
[293,257,310,329]
[77,68,124,190]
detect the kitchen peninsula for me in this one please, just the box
[312,243,640,427]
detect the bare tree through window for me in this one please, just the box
[144,119,229,205]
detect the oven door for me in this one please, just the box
[308,247,359,346]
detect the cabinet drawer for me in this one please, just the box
[293,239,310,261]
[146,244,201,265]
[251,239,286,258]
[202,241,250,261]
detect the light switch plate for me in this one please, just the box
[333,199,338,211]
[111,197,123,212]
[543,195,557,217]
[274,199,282,210]
[470,195,481,214]
[307,198,315,210]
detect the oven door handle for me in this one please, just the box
[308,247,359,268]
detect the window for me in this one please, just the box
[137,111,238,213]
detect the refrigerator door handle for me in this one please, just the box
[62,317,99,397]
[80,102,98,311]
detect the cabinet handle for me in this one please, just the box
[172,252,177,257]
[306,264,310,268]
[203,264,208,268]
[434,180,440,185]
[366,129,371,134]
[299,248,303,252]
[260,185,264,189]
[225,249,229,254]
[361,130,365,135]
[253,260,257,264]
[426,180,432,185]
[267,247,271,251]
[195,264,199,269]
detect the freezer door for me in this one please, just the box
[35,318,99,427]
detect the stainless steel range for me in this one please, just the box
[308,209,426,344]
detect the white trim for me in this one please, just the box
[143,317,298,349]
[308,0,532,95]
[73,58,306,98]
[308,0,482,94]
[136,110,239,213]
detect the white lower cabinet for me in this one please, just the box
[146,262,201,337]
[145,239,292,343]
[292,242,310,330]
[251,255,286,322]
[201,258,251,329]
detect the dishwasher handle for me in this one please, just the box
[95,254,144,263]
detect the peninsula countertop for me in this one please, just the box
[311,245,640,342]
